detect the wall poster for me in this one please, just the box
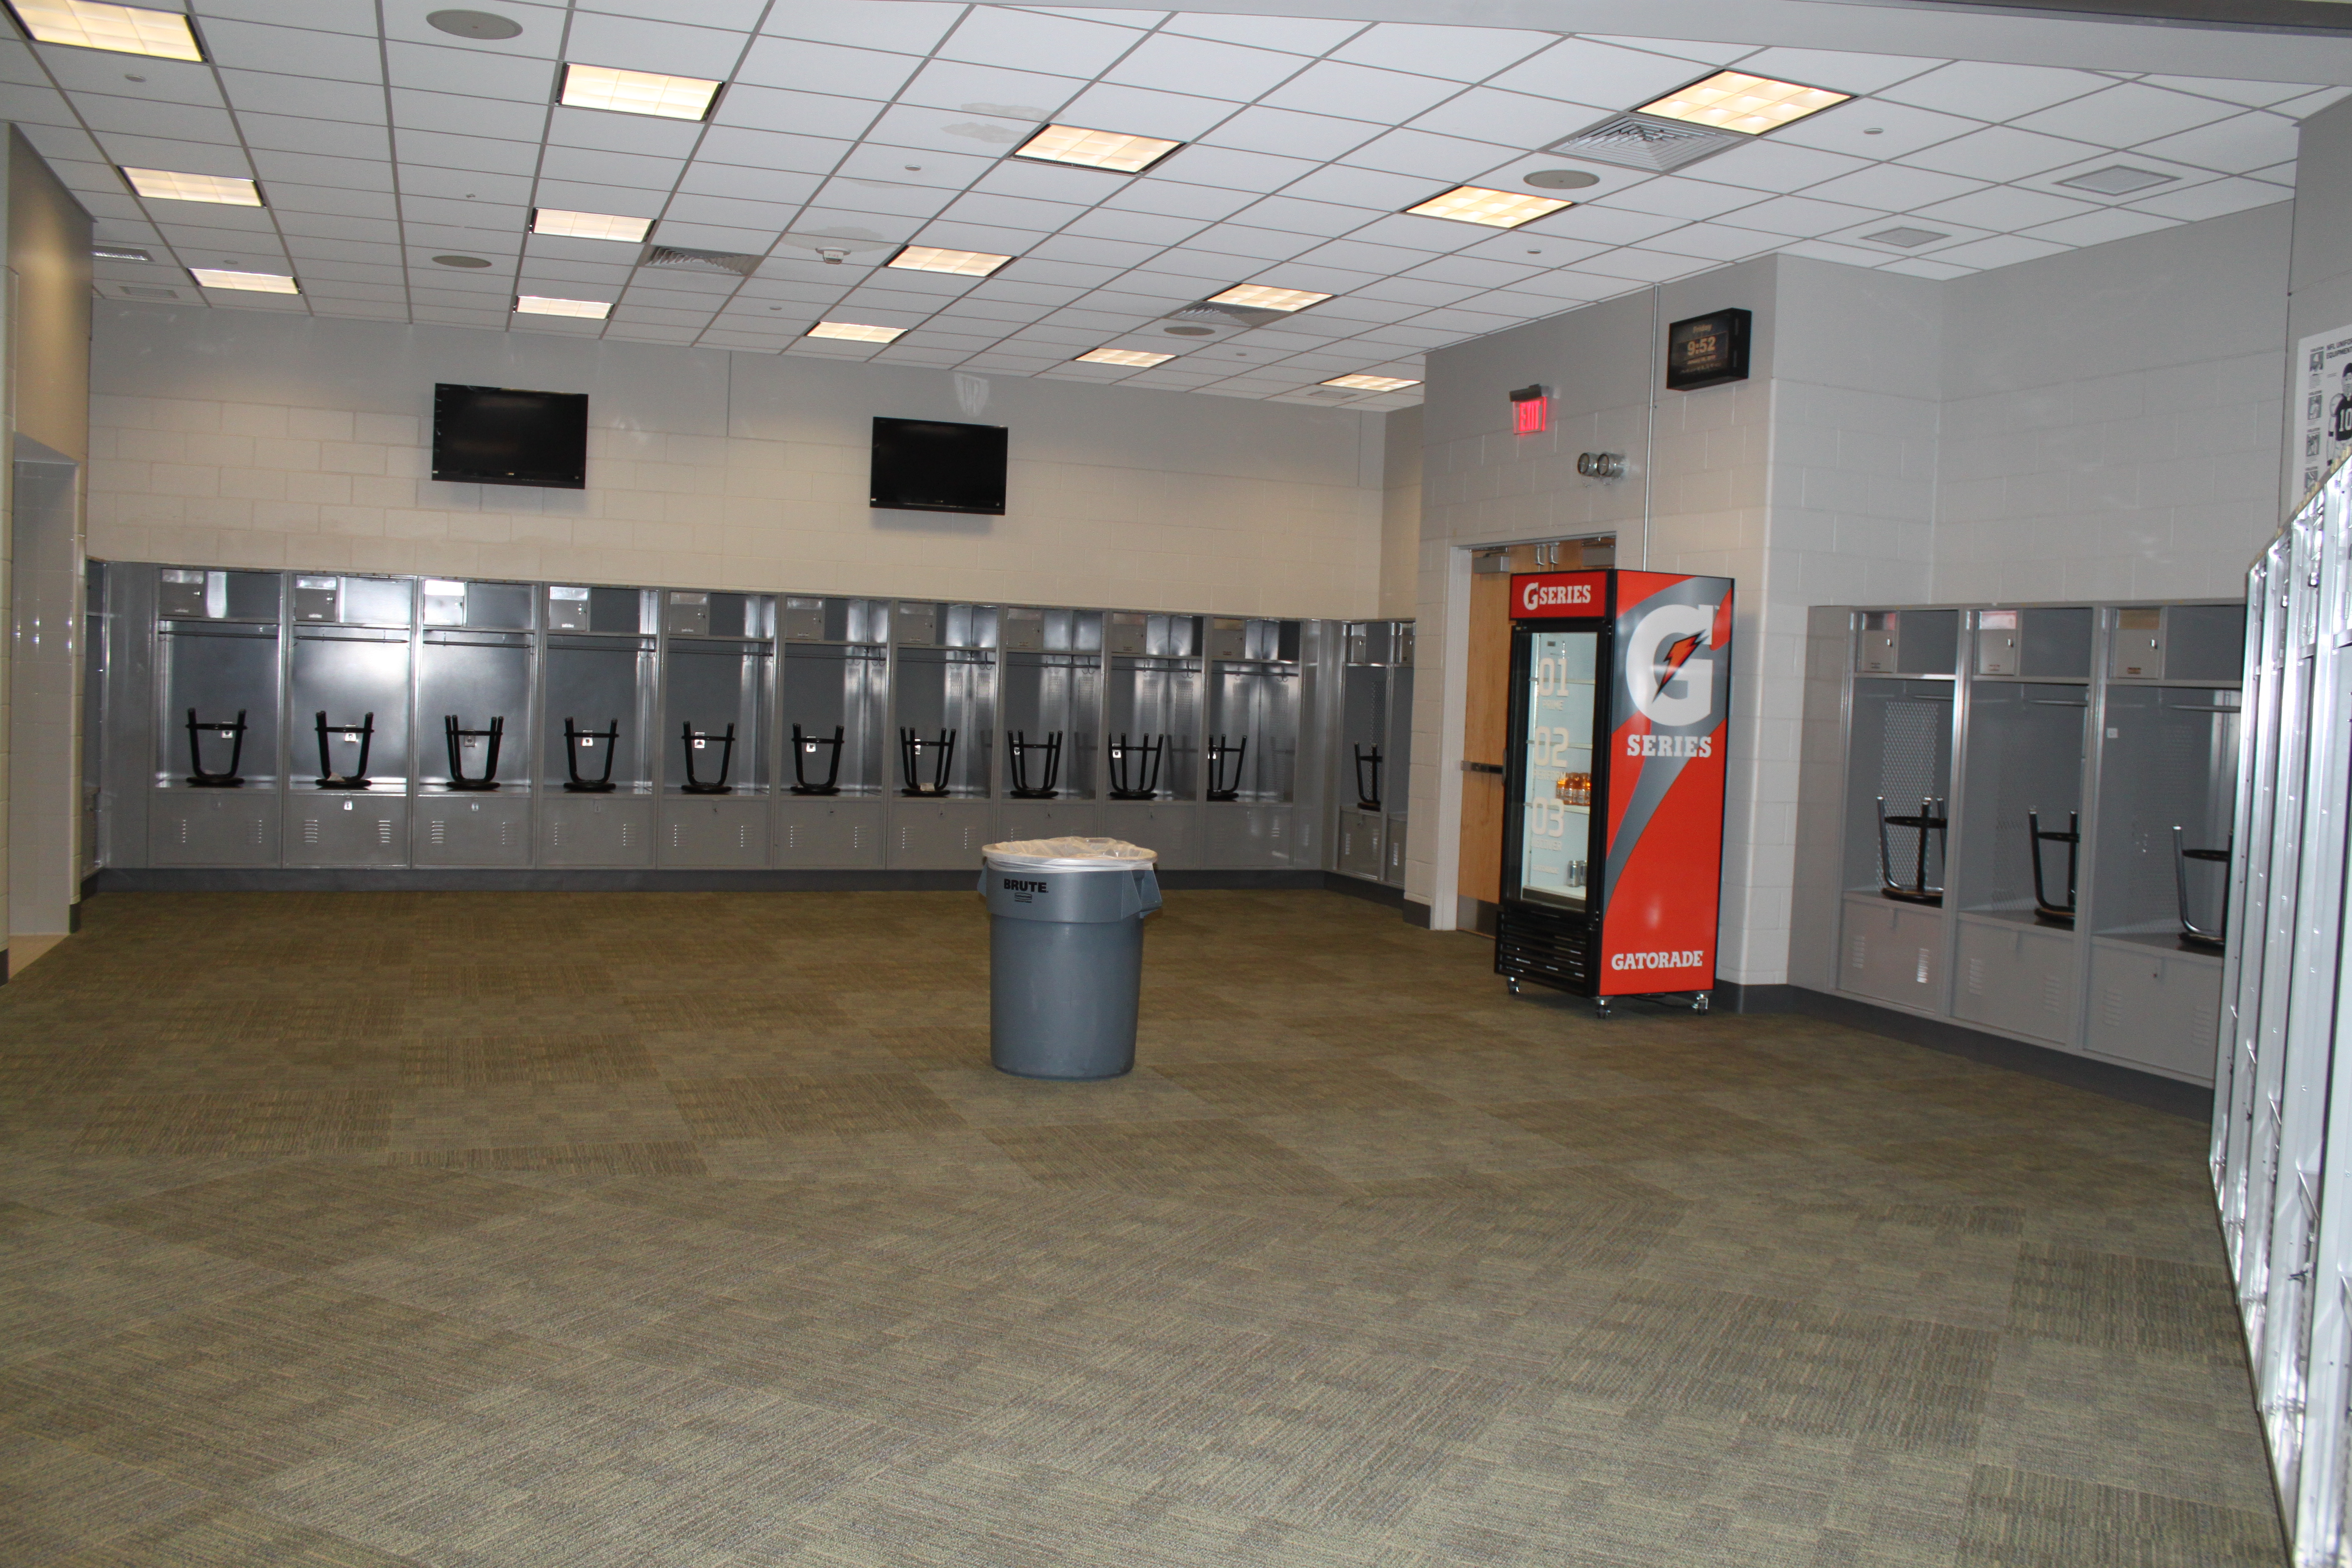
[2297,323,2352,497]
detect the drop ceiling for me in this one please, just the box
[6,0,2343,411]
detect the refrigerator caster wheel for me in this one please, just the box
[1594,999,1613,1020]
[1692,992,1711,1015]
[1507,978,1521,996]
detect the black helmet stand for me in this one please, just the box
[314,712,374,789]
[1354,744,1383,812]
[1205,734,1247,803]
[1006,730,1062,799]
[1107,732,1165,800]
[680,721,736,794]
[2027,809,2079,927]
[444,715,503,791]
[2173,828,2230,952]
[898,728,954,797]
[563,719,619,793]
[789,724,843,796]
[1875,795,1947,905]
[185,708,247,787]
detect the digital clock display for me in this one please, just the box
[1666,308,1751,392]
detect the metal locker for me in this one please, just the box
[414,795,530,867]
[781,597,825,641]
[664,591,711,637]
[994,799,1100,842]
[1099,803,1196,869]
[1385,813,1408,885]
[889,800,988,867]
[774,798,884,868]
[1838,894,1944,1011]
[2111,607,2164,678]
[1952,916,2076,1045]
[1205,803,1290,867]
[149,792,278,866]
[2085,942,2222,1081]
[661,797,767,867]
[1974,609,2019,676]
[540,795,655,867]
[1336,808,1383,879]
[285,794,409,867]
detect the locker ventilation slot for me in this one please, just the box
[1966,956,1985,995]
[2042,973,2064,1014]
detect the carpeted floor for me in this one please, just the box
[0,889,2276,1566]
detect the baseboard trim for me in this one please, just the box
[1320,872,1406,909]
[92,866,1335,894]
[1751,982,2210,1121]
[1403,897,1433,929]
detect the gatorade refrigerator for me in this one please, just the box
[1498,569,1734,1012]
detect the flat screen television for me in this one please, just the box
[870,417,1007,515]
[432,384,589,489]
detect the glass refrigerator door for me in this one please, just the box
[1517,629,1598,910]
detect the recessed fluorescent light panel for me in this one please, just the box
[531,208,652,243]
[190,268,297,294]
[1206,284,1330,313]
[1076,348,1173,367]
[887,245,1012,277]
[1636,71,1850,135]
[1863,226,1949,248]
[558,62,721,122]
[122,167,260,206]
[8,0,202,60]
[1324,374,1420,393]
[807,322,905,343]
[514,295,611,319]
[1013,124,1182,174]
[2056,164,2176,196]
[1404,186,1571,229]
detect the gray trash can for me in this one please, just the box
[980,837,1163,1079]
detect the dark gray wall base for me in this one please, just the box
[1746,982,2210,1122]
[1320,872,1405,909]
[92,866,1331,895]
[1403,897,1432,928]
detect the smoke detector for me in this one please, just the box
[1546,113,1745,173]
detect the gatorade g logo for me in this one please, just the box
[1626,603,1716,727]
[1519,580,1593,613]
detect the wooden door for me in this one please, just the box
[1456,569,1513,907]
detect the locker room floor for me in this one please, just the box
[0,890,2273,1567]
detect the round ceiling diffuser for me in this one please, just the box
[1523,169,1602,190]
[427,10,523,40]
[432,255,493,269]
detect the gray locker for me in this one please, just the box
[149,790,278,865]
[1336,808,1383,879]
[890,799,989,867]
[994,799,1100,842]
[1100,802,1196,869]
[775,798,884,867]
[1838,892,1945,1012]
[1205,803,1292,867]
[1385,813,1408,885]
[1954,914,2076,1045]
[2085,939,2223,1082]
[286,792,408,867]
[414,793,530,867]
[661,797,768,868]
[541,794,654,867]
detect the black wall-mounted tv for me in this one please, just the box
[870,417,1007,515]
[432,384,589,489]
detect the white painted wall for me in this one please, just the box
[88,303,1388,619]
[1938,202,2290,604]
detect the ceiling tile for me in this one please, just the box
[1911,184,2095,229]
[564,12,750,78]
[1053,81,1240,141]
[1683,139,1871,194]
[1819,215,1992,252]
[1798,163,1986,212]
[200,19,386,81]
[813,177,959,219]
[735,36,926,101]
[1258,60,1461,123]
[941,190,1088,230]
[1525,204,1692,246]
[1900,125,2104,181]
[2271,86,2352,119]
[1180,222,1317,260]
[971,158,1132,204]
[203,0,381,34]
[763,0,964,54]
[695,126,853,176]
[251,148,393,189]
[1878,60,2107,121]
[1232,194,1383,236]
[1339,126,1519,182]
[862,104,1033,161]
[1711,194,1877,238]
[1452,229,1607,266]
[1727,47,1946,96]
[1635,221,1782,261]
[1402,253,1540,288]
[1407,83,1606,150]
[2012,83,2237,145]
[669,180,820,219]
[1326,22,1552,83]
[539,146,686,192]
[1597,177,1766,221]
[2136,73,2316,109]
[895,58,1082,120]
[1876,256,1975,279]
[386,128,538,178]
[397,164,528,203]
[2127,173,2291,220]
[238,114,392,161]
[1194,104,1379,163]
[389,88,549,142]
[385,40,552,101]
[1345,212,1495,252]
[1775,239,1904,268]
[2018,206,2178,245]
[1162,13,1361,54]
[1486,38,1711,110]
[74,95,242,145]
[1565,245,1716,283]
[1100,178,1256,221]
[2016,150,2213,204]
[1156,142,1327,194]
[33,48,216,102]
[2133,110,2300,174]
[219,68,388,122]
[1922,233,2073,268]
[715,85,885,139]
[93,132,251,176]
[1769,98,1983,162]
[1106,33,1308,101]
[545,105,704,158]
[1028,232,1162,268]
[938,8,1140,78]
[1582,33,1758,65]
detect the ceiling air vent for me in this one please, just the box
[119,285,181,300]
[641,244,763,277]
[1546,113,1745,174]
[1163,299,1285,331]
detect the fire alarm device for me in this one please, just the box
[1666,308,1751,392]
